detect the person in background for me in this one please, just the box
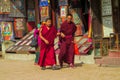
[34,22,41,65]
[38,18,59,70]
[59,14,77,68]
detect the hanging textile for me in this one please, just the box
[0,22,13,40]
[14,18,25,38]
[28,10,35,21]
[40,6,50,22]
[70,9,85,35]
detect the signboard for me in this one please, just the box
[101,0,112,16]
[102,16,114,37]
[39,0,48,7]
[0,0,11,14]
[9,0,26,17]
[101,0,114,37]
[0,22,13,40]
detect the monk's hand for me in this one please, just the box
[44,40,49,45]
[57,32,61,36]
[61,32,65,38]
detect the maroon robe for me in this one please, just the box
[38,25,57,67]
[59,21,77,66]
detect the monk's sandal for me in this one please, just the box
[41,67,46,70]
[52,66,60,70]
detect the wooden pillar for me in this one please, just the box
[35,0,40,25]
[91,0,102,38]
[51,0,56,26]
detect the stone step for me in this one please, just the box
[4,51,95,64]
[109,50,120,57]
[95,57,120,66]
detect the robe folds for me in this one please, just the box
[38,25,57,67]
[59,21,77,66]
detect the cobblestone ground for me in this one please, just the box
[0,58,120,80]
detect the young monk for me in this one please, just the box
[38,18,59,70]
[59,14,77,68]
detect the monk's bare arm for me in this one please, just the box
[39,28,49,44]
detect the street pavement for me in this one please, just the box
[0,58,120,80]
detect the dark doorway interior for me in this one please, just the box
[70,0,90,33]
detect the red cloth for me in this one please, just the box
[27,22,35,32]
[74,43,79,55]
[38,25,57,67]
[59,21,77,66]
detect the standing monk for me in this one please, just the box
[38,18,59,70]
[59,14,77,68]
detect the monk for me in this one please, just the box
[59,14,77,68]
[38,18,59,70]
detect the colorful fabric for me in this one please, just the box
[73,13,81,25]
[73,12,85,35]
